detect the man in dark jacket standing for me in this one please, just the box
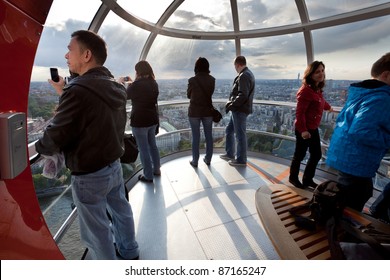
[35,30,139,260]
[220,56,255,166]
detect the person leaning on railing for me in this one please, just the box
[187,57,215,167]
[35,30,139,260]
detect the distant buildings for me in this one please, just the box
[28,79,352,145]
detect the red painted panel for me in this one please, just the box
[0,0,41,113]
[6,0,53,24]
[0,0,64,259]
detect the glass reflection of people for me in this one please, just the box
[289,61,332,189]
[126,60,161,183]
[35,30,139,260]
[326,52,390,212]
[220,56,255,166]
[187,57,215,167]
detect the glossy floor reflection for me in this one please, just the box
[127,152,332,260]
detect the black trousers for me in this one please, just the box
[289,128,322,183]
[337,171,373,212]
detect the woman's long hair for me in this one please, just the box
[135,60,155,80]
[302,61,325,91]
[194,57,210,74]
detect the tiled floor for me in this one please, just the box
[127,152,332,260]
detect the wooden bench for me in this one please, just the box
[255,184,389,260]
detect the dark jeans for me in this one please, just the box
[289,128,322,183]
[370,182,390,222]
[189,116,213,164]
[337,171,373,212]
[225,111,248,163]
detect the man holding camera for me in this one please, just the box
[36,30,139,260]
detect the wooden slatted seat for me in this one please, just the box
[255,184,390,260]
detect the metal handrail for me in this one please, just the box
[53,207,78,243]
[28,99,389,254]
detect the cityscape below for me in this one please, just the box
[27,78,354,144]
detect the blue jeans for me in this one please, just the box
[370,182,390,222]
[225,111,248,163]
[71,160,139,260]
[132,124,161,180]
[189,116,213,164]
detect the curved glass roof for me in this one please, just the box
[32,0,390,81]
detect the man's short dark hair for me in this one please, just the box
[234,56,246,66]
[71,30,107,65]
[371,52,390,78]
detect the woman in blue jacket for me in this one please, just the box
[326,52,390,211]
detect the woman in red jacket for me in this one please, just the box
[289,61,332,189]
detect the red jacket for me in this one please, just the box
[294,84,331,133]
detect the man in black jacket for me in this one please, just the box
[220,56,255,166]
[36,30,139,260]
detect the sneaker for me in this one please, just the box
[116,248,139,260]
[189,161,198,167]
[220,154,234,161]
[363,206,372,216]
[138,175,153,183]
[203,157,210,166]
[228,159,246,167]
[289,177,305,189]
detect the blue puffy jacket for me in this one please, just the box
[326,80,390,178]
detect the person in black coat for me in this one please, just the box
[126,60,161,182]
[187,57,216,167]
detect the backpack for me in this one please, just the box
[289,180,344,231]
[289,180,390,259]
[120,133,138,164]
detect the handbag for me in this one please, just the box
[120,133,138,163]
[155,103,160,135]
[212,106,222,123]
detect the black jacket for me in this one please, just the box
[228,67,255,114]
[35,66,127,174]
[187,72,215,117]
[127,77,159,127]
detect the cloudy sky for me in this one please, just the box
[31,0,390,81]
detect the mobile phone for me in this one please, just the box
[50,67,59,82]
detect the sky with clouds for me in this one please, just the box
[31,0,390,81]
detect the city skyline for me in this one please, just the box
[27,78,346,145]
